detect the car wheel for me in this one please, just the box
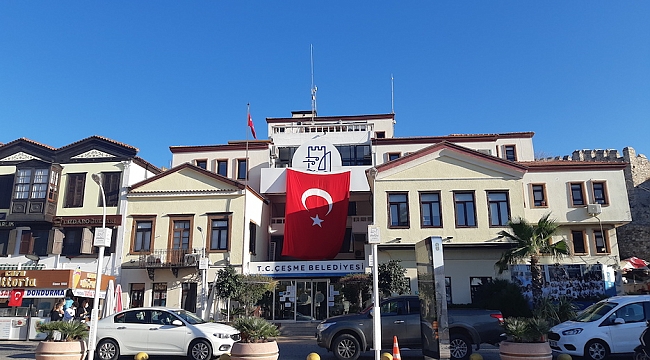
[96,339,120,360]
[188,339,213,360]
[449,333,472,360]
[634,350,649,360]
[584,339,609,360]
[332,334,361,360]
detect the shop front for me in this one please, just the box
[250,260,365,322]
[0,269,114,340]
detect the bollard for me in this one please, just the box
[469,353,483,360]
[557,354,572,360]
[221,354,231,360]
[381,352,393,360]
[134,352,149,360]
[306,353,321,360]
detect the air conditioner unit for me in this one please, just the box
[184,253,200,267]
[587,204,602,216]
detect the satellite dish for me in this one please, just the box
[25,254,40,261]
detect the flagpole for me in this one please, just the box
[243,104,250,275]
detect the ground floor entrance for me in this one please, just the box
[267,279,346,322]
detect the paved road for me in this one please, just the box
[0,337,501,360]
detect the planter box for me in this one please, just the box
[35,340,86,360]
[231,341,279,360]
[499,341,552,360]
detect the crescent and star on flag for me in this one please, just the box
[301,188,333,228]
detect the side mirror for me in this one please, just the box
[172,319,183,326]
[369,309,374,318]
[613,317,625,325]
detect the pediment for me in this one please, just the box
[130,164,244,194]
[0,152,42,162]
[71,149,117,159]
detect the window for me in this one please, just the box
[217,160,228,177]
[380,298,405,316]
[0,174,13,208]
[277,147,297,168]
[132,218,154,253]
[31,169,49,199]
[612,303,645,324]
[487,191,510,226]
[64,173,86,208]
[152,309,177,325]
[594,230,609,254]
[531,184,547,207]
[171,219,191,250]
[20,230,49,256]
[504,145,517,161]
[420,192,442,228]
[62,228,83,256]
[571,230,587,254]
[454,192,476,227]
[129,283,145,308]
[48,171,60,202]
[388,193,409,228]
[592,181,608,205]
[340,228,353,253]
[14,169,31,199]
[470,277,492,303]
[0,230,9,256]
[195,159,207,169]
[152,283,167,307]
[375,131,386,139]
[181,283,197,313]
[249,221,257,255]
[208,215,230,251]
[99,172,121,207]
[336,145,372,166]
[388,153,400,161]
[237,159,247,180]
[570,183,586,206]
[122,310,149,324]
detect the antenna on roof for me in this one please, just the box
[311,44,317,124]
[391,74,394,114]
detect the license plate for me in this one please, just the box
[549,340,558,347]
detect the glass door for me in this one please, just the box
[313,280,328,321]
[295,281,313,321]
[273,281,295,321]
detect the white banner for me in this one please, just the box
[250,260,365,277]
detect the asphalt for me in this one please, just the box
[0,337,502,360]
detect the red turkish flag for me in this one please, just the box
[8,289,24,307]
[282,169,350,260]
[248,113,257,139]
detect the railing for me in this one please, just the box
[136,248,205,268]
[271,122,374,135]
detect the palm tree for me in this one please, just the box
[496,213,571,304]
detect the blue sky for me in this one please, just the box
[1,2,648,168]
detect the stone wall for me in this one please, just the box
[617,147,650,261]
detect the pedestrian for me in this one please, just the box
[63,289,74,310]
[76,299,89,322]
[64,301,78,322]
[50,299,64,322]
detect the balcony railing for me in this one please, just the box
[136,248,205,269]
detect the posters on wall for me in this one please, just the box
[510,263,608,300]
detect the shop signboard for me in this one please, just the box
[0,269,114,298]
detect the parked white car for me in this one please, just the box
[548,295,650,360]
[95,308,240,360]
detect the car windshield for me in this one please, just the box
[171,309,206,324]
[574,301,617,322]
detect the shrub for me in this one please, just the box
[503,317,550,343]
[472,279,531,317]
[232,317,280,343]
[37,321,88,342]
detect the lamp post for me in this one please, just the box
[87,173,110,360]
[197,226,208,320]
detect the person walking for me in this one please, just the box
[76,299,89,322]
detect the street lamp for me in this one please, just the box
[197,226,208,320]
[87,173,111,360]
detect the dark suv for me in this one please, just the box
[316,295,504,360]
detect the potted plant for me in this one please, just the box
[230,316,280,360]
[35,320,89,360]
[499,317,552,360]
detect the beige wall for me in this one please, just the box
[373,150,525,245]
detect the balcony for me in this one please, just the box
[131,248,205,280]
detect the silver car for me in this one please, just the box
[95,308,240,360]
